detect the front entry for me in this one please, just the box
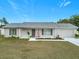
[32,29,35,37]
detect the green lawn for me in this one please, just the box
[0,36,79,59]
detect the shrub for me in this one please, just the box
[55,35,62,39]
[5,36,20,40]
[75,34,79,38]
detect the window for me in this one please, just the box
[42,29,44,35]
[42,29,52,35]
[9,29,16,35]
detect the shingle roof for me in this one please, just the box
[4,22,78,29]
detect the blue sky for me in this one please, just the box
[0,0,79,23]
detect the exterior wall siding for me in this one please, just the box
[16,28,21,37]
[20,29,32,38]
[4,29,10,37]
[4,28,19,37]
[35,29,54,38]
[4,28,76,38]
[0,28,4,35]
[35,29,42,37]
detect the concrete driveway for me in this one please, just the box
[64,38,79,46]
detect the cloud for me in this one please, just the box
[7,0,18,10]
[64,1,71,7]
[59,2,64,8]
[59,0,71,8]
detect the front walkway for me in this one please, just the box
[64,38,79,46]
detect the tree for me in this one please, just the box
[57,15,79,31]
[57,15,79,27]
[77,28,79,31]
[0,17,8,27]
[69,15,79,27]
[57,19,70,23]
[2,17,8,24]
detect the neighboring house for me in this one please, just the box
[0,20,5,26]
[0,24,6,35]
[0,28,4,35]
[3,22,78,39]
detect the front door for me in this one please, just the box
[32,29,35,37]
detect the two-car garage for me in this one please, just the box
[54,29,75,38]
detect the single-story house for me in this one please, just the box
[3,22,78,39]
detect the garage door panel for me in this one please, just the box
[60,30,74,38]
[55,29,74,38]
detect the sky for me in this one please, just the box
[0,0,79,23]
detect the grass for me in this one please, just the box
[0,36,79,59]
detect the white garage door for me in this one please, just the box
[59,30,74,38]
